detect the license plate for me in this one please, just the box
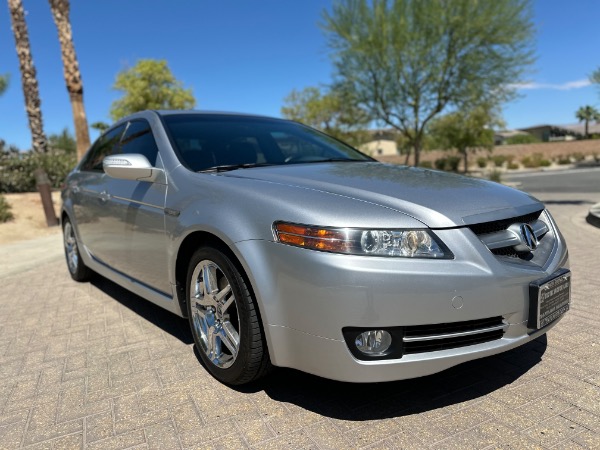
[528,269,571,329]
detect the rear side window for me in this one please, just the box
[120,120,159,166]
[80,125,126,172]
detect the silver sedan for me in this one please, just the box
[61,111,570,385]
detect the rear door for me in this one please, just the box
[73,125,126,267]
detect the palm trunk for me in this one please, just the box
[463,148,468,173]
[49,0,91,160]
[70,91,90,157]
[585,120,589,139]
[8,0,48,153]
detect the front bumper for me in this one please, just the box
[235,225,569,383]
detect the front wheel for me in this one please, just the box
[63,218,91,282]
[186,247,271,385]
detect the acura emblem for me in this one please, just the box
[506,222,539,253]
[520,223,538,251]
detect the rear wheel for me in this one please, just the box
[187,247,270,385]
[63,218,91,282]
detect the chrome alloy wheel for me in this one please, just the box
[190,260,240,369]
[63,221,79,274]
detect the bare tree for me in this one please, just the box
[8,0,48,153]
[322,0,535,166]
[48,0,90,160]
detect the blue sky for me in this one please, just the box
[0,0,598,150]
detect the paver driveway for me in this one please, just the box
[0,192,599,449]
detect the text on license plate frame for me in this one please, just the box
[528,268,571,330]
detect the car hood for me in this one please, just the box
[222,162,542,228]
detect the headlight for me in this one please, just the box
[273,222,452,258]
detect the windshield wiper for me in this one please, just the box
[199,163,274,173]
[291,158,371,164]
[317,158,369,163]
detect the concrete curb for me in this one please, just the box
[586,202,600,228]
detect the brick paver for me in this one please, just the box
[1,192,599,449]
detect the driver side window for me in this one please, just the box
[120,120,159,166]
[80,125,126,172]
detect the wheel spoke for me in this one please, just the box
[220,321,240,357]
[202,264,217,296]
[209,327,221,362]
[193,307,207,321]
[194,295,213,307]
[216,285,233,311]
[193,313,208,345]
[204,326,211,353]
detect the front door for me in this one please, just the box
[103,119,171,295]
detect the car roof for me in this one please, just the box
[154,110,285,121]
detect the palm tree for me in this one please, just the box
[0,74,8,95]
[48,0,90,160]
[8,0,48,153]
[575,105,600,139]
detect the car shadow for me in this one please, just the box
[90,274,548,421]
[233,335,548,421]
[90,274,194,345]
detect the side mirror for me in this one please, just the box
[103,154,163,182]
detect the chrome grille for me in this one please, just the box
[403,316,506,354]
[469,209,551,259]
[468,210,543,236]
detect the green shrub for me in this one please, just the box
[521,153,551,168]
[0,149,76,193]
[0,194,13,222]
[418,161,433,169]
[434,158,447,170]
[557,155,571,165]
[434,156,461,172]
[507,162,519,170]
[521,156,532,167]
[489,170,502,182]
[491,155,507,167]
[505,134,540,145]
[476,157,488,168]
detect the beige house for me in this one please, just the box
[360,129,398,156]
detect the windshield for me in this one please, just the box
[162,114,373,172]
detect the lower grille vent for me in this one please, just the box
[403,316,505,354]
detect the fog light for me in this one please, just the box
[354,330,392,355]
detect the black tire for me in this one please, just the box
[186,246,271,385]
[62,218,92,282]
